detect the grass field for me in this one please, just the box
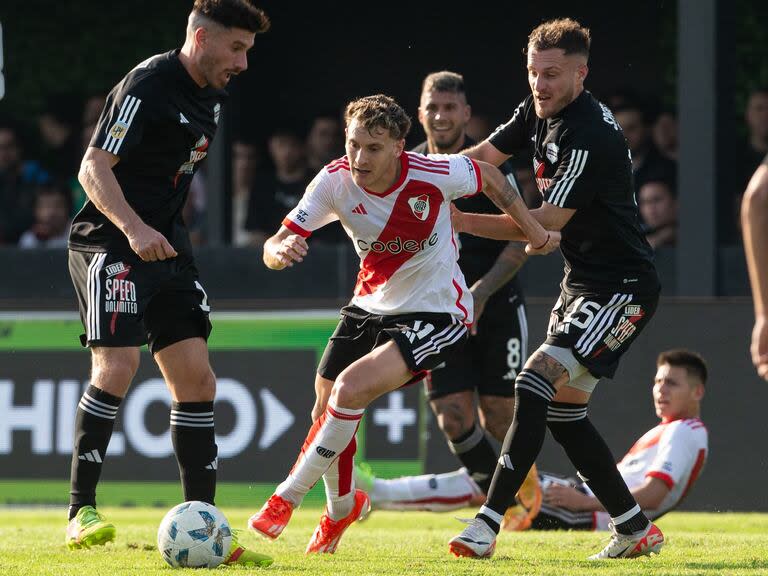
[4,507,768,576]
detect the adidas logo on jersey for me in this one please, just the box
[179,112,189,124]
[352,203,368,215]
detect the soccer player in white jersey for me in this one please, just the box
[247,94,560,554]
[359,349,708,532]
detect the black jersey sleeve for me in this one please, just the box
[90,76,154,158]
[543,128,596,209]
[488,96,532,156]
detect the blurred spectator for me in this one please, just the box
[37,94,82,181]
[82,94,107,127]
[638,179,677,249]
[306,112,343,173]
[614,102,676,197]
[736,89,768,197]
[653,110,678,161]
[184,170,207,247]
[511,157,541,209]
[0,121,48,244]
[18,181,72,248]
[245,125,312,245]
[231,140,260,246]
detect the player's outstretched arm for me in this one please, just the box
[742,163,768,380]
[263,225,309,270]
[79,147,177,262]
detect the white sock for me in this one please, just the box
[324,448,356,520]
[276,401,363,507]
[372,468,479,512]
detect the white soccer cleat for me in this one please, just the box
[588,522,664,560]
[448,518,497,559]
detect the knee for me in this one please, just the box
[330,375,361,409]
[481,410,511,443]
[432,401,474,441]
[92,352,139,387]
[199,368,216,399]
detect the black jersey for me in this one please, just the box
[69,50,225,256]
[411,137,522,292]
[489,91,659,295]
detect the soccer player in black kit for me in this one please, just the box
[65,1,272,567]
[449,18,665,560]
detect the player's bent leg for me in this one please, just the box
[477,395,516,443]
[66,505,116,549]
[306,489,371,554]
[312,374,334,422]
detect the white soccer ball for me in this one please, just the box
[157,501,232,568]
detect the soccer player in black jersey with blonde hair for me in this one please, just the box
[449,18,665,560]
[65,1,272,567]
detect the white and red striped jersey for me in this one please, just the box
[282,151,483,322]
[616,417,708,519]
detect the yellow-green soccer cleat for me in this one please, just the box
[224,530,274,568]
[66,506,116,549]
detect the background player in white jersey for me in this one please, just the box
[356,349,707,529]
[247,94,559,554]
[519,348,707,530]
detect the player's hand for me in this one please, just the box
[469,283,490,336]
[525,230,560,256]
[751,315,768,381]
[450,203,468,233]
[126,222,177,262]
[543,484,589,511]
[267,233,308,269]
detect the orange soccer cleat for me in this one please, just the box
[305,489,370,554]
[248,494,294,540]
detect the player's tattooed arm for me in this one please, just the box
[472,161,560,255]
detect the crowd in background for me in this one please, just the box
[2,87,767,251]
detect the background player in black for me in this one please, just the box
[65,1,272,567]
[742,154,768,381]
[449,19,664,561]
[411,71,538,509]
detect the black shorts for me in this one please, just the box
[545,288,659,378]
[425,291,528,401]
[68,250,212,354]
[318,305,468,383]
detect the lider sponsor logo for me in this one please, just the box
[356,232,438,255]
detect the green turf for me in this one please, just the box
[4,508,768,575]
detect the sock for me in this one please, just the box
[277,400,363,507]
[478,370,555,533]
[323,436,357,520]
[69,385,121,520]
[448,422,498,493]
[171,401,217,504]
[547,402,649,535]
[371,468,477,511]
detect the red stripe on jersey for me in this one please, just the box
[282,218,311,238]
[452,278,469,323]
[328,164,350,174]
[410,165,450,175]
[407,152,450,168]
[354,179,442,296]
[646,471,675,489]
[680,448,707,501]
[326,156,349,169]
[470,158,483,193]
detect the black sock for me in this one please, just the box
[69,385,122,520]
[477,370,555,533]
[547,402,649,535]
[171,401,217,504]
[448,422,497,494]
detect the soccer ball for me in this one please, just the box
[157,501,232,568]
